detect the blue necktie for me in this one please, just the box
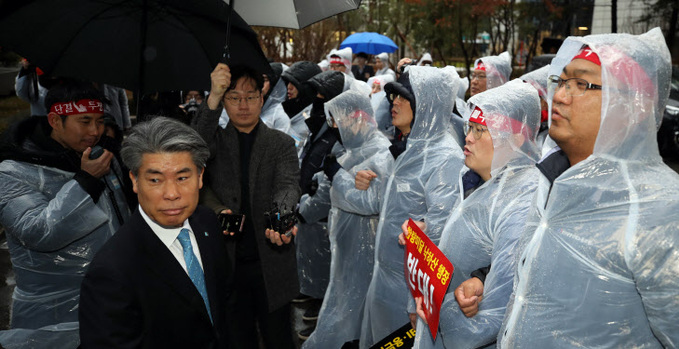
[177,228,213,323]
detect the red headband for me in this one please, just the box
[329,55,344,65]
[572,46,601,66]
[475,61,486,71]
[469,106,487,126]
[50,99,104,115]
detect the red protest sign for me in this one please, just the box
[403,218,454,341]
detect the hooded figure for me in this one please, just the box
[295,70,362,315]
[359,66,466,349]
[281,61,323,156]
[368,74,396,139]
[412,79,541,349]
[473,51,512,91]
[260,62,291,134]
[328,47,354,77]
[520,65,551,146]
[417,53,433,66]
[374,52,397,80]
[498,28,679,348]
[302,91,394,348]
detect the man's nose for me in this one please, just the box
[553,83,570,104]
[465,128,475,143]
[90,122,103,136]
[163,181,181,200]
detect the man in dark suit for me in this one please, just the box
[192,64,301,349]
[79,117,231,348]
[351,52,374,82]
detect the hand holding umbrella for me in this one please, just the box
[207,63,232,110]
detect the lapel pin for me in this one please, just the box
[204,232,209,237]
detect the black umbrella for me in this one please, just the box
[0,0,270,93]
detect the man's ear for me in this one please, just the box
[129,171,139,194]
[47,112,63,130]
[198,167,204,190]
[510,133,526,148]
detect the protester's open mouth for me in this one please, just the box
[464,146,472,156]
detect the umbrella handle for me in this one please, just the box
[221,0,234,64]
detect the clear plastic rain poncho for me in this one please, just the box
[474,52,511,90]
[359,66,466,349]
[520,65,551,147]
[303,90,394,348]
[296,72,367,299]
[297,169,334,299]
[499,28,679,348]
[368,75,395,139]
[0,156,129,347]
[413,79,541,349]
[260,63,291,134]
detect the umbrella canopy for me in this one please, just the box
[340,32,398,55]
[0,0,271,93]
[223,0,361,29]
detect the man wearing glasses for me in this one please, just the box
[469,51,511,97]
[497,29,679,347]
[192,64,301,349]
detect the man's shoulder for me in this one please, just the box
[258,123,296,148]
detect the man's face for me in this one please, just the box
[356,57,367,66]
[330,63,346,73]
[463,121,494,178]
[287,82,299,100]
[469,69,488,96]
[549,59,602,157]
[131,152,203,228]
[185,90,203,104]
[223,77,263,133]
[375,58,384,70]
[391,94,414,134]
[49,112,105,153]
[262,74,271,96]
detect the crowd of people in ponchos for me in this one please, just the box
[1,28,678,349]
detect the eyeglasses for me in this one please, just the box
[548,75,602,97]
[388,93,405,103]
[224,93,260,106]
[470,73,487,80]
[464,121,489,140]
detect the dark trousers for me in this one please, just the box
[227,260,295,349]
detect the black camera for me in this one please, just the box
[264,202,298,237]
[218,213,245,236]
[181,98,200,118]
[89,145,105,160]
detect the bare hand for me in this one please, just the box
[355,170,377,190]
[207,63,231,110]
[415,296,428,325]
[409,312,418,330]
[454,277,484,317]
[265,225,296,246]
[397,58,414,72]
[81,147,113,178]
[400,219,426,245]
[220,209,234,236]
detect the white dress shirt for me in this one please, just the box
[139,205,205,272]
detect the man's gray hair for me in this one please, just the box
[121,116,210,176]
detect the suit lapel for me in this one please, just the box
[135,211,213,325]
